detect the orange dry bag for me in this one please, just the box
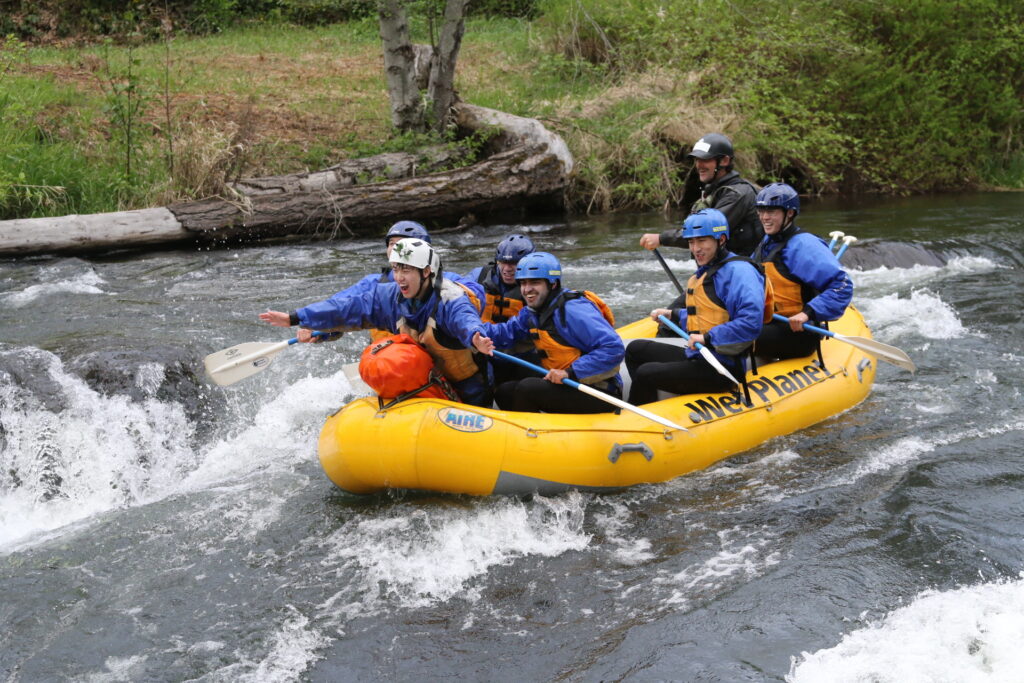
[358,334,460,408]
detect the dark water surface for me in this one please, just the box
[1,192,1022,681]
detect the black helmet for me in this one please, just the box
[687,133,734,160]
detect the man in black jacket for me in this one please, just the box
[639,132,763,256]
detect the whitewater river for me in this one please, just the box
[1,192,1022,681]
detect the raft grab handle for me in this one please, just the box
[608,442,654,463]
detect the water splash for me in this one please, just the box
[3,270,107,308]
[788,577,1024,682]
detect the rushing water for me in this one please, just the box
[1,192,1022,681]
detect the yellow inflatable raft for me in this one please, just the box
[318,306,877,495]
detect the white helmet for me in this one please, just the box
[389,238,441,276]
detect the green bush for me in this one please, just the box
[536,0,1024,197]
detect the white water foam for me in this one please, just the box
[788,577,1024,683]
[318,492,591,615]
[850,255,1000,294]
[658,525,782,608]
[593,500,656,565]
[809,420,1024,494]
[0,348,198,550]
[4,269,107,308]
[81,654,149,682]
[857,288,968,340]
[0,347,363,553]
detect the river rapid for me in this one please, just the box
[1,192,1022,681]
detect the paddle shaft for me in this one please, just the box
[656,315,741,386]
[772,314,915,371]
[490,350,688,432]
[835,236,857,260]
[653,248,685,295]
[209,331,329,375]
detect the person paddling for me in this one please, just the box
[751,183,854,360]
[465,233,542,386]
[472,252,624,414]
[626,209,769,405]
[638,132,763,256]
[261,238,491,407]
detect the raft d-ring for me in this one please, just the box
[663,430,674,441]
[525,428,538,438]
[608,442,654,463]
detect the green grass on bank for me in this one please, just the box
[1,0,1022,220]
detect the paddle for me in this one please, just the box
[490,350,688,432]
[656,315,742,386]
[835,235,857,261]
[204,331,332,386]
[653,248,684,295]
[773,314,915,372]
[828,231,845,251]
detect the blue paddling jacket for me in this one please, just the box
[480,289,625,389]
[665,250,766,367]
[752,225,853,321]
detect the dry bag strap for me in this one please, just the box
[377,368,461,410]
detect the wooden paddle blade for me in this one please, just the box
[204,341,285,386]
[834,333,916,372]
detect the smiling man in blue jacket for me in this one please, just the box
[471,252,625,414]
[626,209,768,405]
[752,183,854,360]
[261,238,491,406]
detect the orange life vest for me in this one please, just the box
[395,281,483,383]
[685,255,774,336]
[752,228,818,317]
[530,290,618,384]
[476,265,526,323]
[358,334,460,406]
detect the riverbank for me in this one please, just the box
[2,0,1022,221]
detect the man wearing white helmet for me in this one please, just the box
[260,220,474,343]
[261,237,491,406]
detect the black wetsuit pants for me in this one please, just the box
[495,377,620,413]
[754,319,820,361]
[625,339,734,405]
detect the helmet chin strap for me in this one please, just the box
[413,269,431,299]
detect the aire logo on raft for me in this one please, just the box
[686,363,832,423]
[438,407,494,433]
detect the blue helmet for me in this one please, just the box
[515,252,562,284]
[755,183,800,215]
[494,233,535,263]
[680,208,730,240]
[385,220,430,245]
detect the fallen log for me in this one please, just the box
[171,143,566,244]
[0,103,572,257]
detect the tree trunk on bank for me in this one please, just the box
[379,0,423,132]
[0,103,573,257]
[428,0,469,132]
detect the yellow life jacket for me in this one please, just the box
[685,255,774,336]
[395,280,482,383]
[530,290,618,384]
[476,265,526,323]
[752,228,818,318]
